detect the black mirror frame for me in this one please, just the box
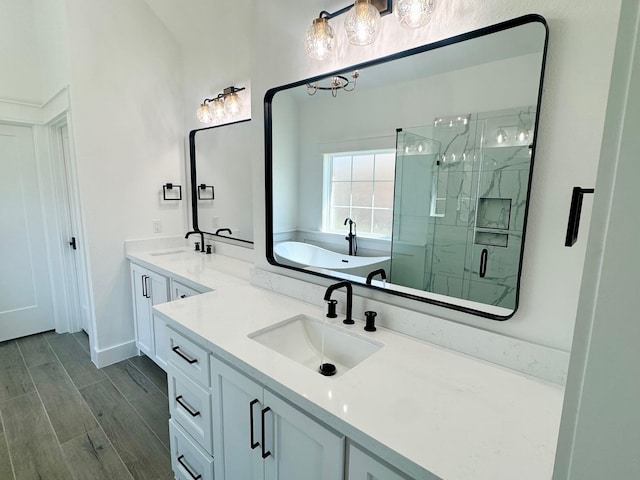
[188,118,254,245]
[264,14,549,320]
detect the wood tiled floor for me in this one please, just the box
[0,331,172,480]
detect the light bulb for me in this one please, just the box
[196,103,212,123]
[344,0,380,46]
[395,0,435,29]
[496,128,508,144]
[517,127,529,143]
[225,92,242,117]
[211,98,225,120]
[305,17,335,60]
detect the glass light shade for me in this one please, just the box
[496,128,508,144]
[211,98,225,120]
[197,103,213,123]
[305,17,335,60]
[344,0,380,46]
[395,0,435,29]
[225,92,242,116]
[517,127,530,142]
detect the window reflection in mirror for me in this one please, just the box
[265,15,549,319]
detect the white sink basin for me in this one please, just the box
[248,314,383,377]
[148,250,201,261]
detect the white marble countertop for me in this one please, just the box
[134,248,564,479]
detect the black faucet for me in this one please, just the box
[215,228,232,235]
[323,281,353,324]
[344,218,357,256]
[185,230,205,253]
[366,268,387,285]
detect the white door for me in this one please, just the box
[0,123,54,340]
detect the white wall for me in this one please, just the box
[251,0,622,355]
[65,0,187,359]
[0,0,44,103]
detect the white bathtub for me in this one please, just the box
[274,241,390,277]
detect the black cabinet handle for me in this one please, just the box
[250,399,260,449]
[172,346,198,364]
[176,395,200,417]
[180,294,187,298]
[479,249,488,278]
[261,407,272,459]
[141,275,148,298]
[69,237,77,250]
[177,454,202,480]
[565,187,595,247]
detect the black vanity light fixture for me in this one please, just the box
[196,86,245,124]
[305,0,436,60]
[162,183,182,201]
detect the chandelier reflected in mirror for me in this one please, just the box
[307,71,359,97]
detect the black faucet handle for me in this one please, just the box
[326,299,337,318]
[364,311,377,332]
[194,241,200,251]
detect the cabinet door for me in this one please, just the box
[263,390,345,480]
[211,357,264,480]
[131,264,153,357]
[153,315,168,370]
[347,444,409,480]
[148,269,169,306]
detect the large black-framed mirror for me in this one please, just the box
[265,14,549,319]
[188,118,254,245]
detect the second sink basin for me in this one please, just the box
[248,314,383,377]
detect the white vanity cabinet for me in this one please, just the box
[167,326,215,480]
[130,263,169,365]
[347,444,411,480]
[211,356,345,480]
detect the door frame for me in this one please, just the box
[0,87,96,355]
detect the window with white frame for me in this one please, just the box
[323,150,395,237]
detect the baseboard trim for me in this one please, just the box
[93,339,138,368]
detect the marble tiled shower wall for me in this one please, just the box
[391,107,535,308]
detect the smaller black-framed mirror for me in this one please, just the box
[264,14,549,320]
[188,118,254,245]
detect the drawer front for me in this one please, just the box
[167,327,210,387]
[171,280,202,301]
[169,419,214,480]
[169,365,213,455]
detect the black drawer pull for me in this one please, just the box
[261,406,272,459]
[176,395,200,417]
[141,275,148,298]
[172,346,198,364]
[177,454,202,480]
[250,399,260,449]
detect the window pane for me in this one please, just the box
[352,182,373,208]
[374,153,395,181]
[332,156,351,181]
[352,208,372,233]
[374,181,394,209]
[330,207,351,231]
[331,182,351,206]
[373,209,393,235]
[352,155,374,181]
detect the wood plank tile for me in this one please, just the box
[30,361,98,443]
[0,392,73,479]
[0,341,34,403]
[0,431,14,480]
[16,333,56,368]
[62,428,133,480]
[72,331,91,356]
[128,354,168,397]
[46,334,106,388]
[104,361,170,448]
[156,471,175,480]
[80,379,171,480]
